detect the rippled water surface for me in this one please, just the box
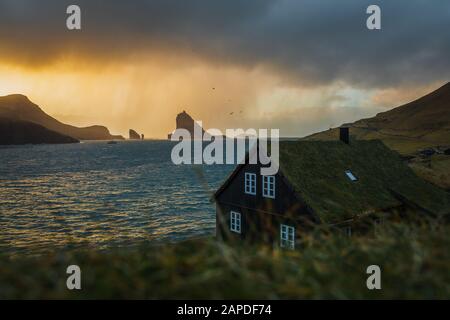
[0,141,235,255]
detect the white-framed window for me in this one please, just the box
[244,172,256,195]
[230,211,241,234]
[262,175,275,198]
[280,224,295,249]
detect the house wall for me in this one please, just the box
[216,202,303,247]
[215,162,314,246]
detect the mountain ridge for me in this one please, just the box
[305,82,450,152]
[353,82,450,132]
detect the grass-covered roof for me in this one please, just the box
[278,140,450,223]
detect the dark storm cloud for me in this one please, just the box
[1,0,449,88]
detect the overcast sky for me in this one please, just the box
[1,0,449,137]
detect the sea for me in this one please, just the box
[0,140,235,255]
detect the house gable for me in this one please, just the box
[214,161,315,222]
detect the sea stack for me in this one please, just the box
[129,129,141,140]
[168,110,206,140]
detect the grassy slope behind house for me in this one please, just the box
[307,82,450,148]
[1,217,449,299]
[304,83,450,190]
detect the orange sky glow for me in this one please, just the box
[2,54,436,139]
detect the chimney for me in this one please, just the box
[340,127,349,144]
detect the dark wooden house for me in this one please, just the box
[213,129,449,249]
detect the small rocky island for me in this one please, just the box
[129,129,144,140]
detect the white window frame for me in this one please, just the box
[230,211,241,234]
[244,172,256,195]
[262,175,275,199]
[280,224,295,249]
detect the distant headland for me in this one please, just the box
[0,117,79,145]
[0,94,124,145]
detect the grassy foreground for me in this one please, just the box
[1,218,449,299]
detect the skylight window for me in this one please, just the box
[345,170,358,181]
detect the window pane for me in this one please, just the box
[263,176,275,198]
[280,224,295,249]
[230,211,241,233]
[245,173,256,195]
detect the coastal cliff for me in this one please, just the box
[0,94,124,141]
